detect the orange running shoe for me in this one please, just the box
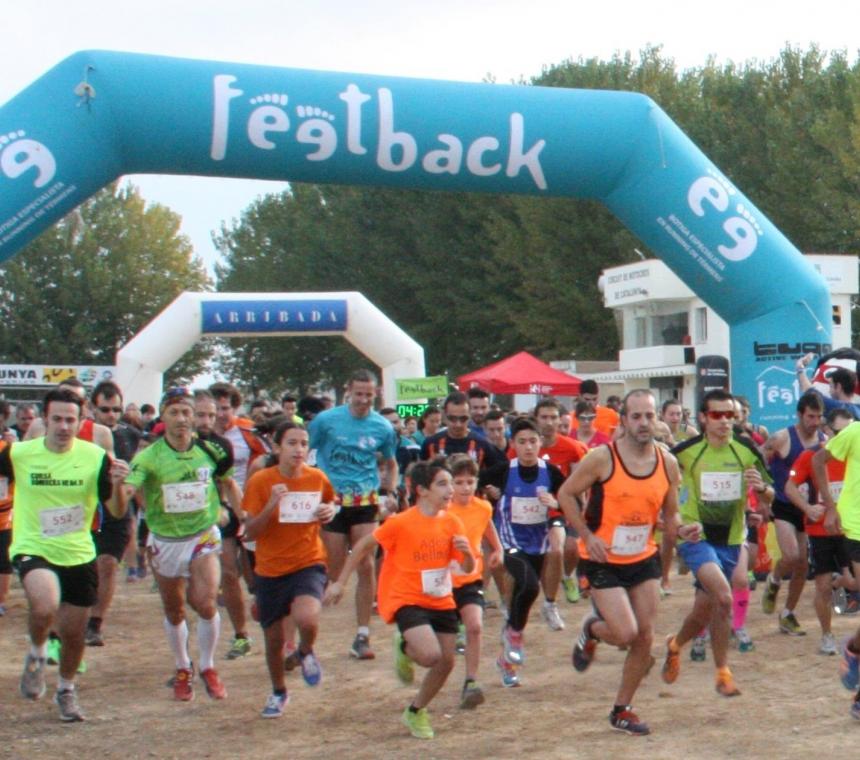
[661,635,680,684]
[716,667,741,697]
[200,668,227,700]
[173,668,194,701]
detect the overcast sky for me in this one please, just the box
[4,0,860,273]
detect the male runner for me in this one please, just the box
[421,392,505,468]
[123,387,233,702]
[3,387,127,721]
[761,393,825,634]
[559,389,685,736]
[661,389,773,697]
[85,380,141,646]
[309,369,398,660]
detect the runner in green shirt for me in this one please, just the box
[0,387,128,722]
[123,387,233,703]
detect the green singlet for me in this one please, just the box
[672,434,771,546]
[8,437,108,566]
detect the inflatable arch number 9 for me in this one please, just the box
[0,50,830,426]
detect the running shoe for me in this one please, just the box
[779,612,806,636]
[572,613,599,672]
[299,650,322,687]
[20,654,46,700]
[541,601,565,631]
[455,623,466,655]
[393,631,414,685]
[840,637,860,690]
[46,637,60,666]
[659,584,673,599]
[610,707,650,736]
[460,680,485,709]
[402,706,434,739]
[691,634,707,661]
[820,633,838,656]
[734,627,755,653]
[126,567,138,583]
[716,668,741,697]
[761,577,780,614]
[200,668,227,699]
[225,636,252,660]
[562,577,580,603]
[173,667,194,701]
[284,648,301,672]
[852,697,860,722]
[261,691,289,718]
[350,633,375,660]
[85,628,104,647]
[54,688,85,722]
[501,624,524,666]
[661,635,680,684]
[496,656,520,688]
[845,598,860,616]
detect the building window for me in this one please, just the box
[653,312,688,345]
[695,307,707,343]
[635,316,647,348]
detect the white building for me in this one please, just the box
[588,254,857,412]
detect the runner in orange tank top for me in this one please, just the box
[558,389,689,737]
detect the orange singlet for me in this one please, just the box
[578,442,670,565]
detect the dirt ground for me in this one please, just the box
[1,566,858,760]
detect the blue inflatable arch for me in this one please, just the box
[0,51,830,425]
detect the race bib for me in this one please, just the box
[0,476,7,501]
[162,481,208,514]
[278,491,321,523]
[700,471,741,501]
[421,567,452,597]
[831,481,845,501]
[39,504,85,538]
[611,523,651,556]
[511,496,547,525]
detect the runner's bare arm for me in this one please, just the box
[762,428,788,463]
[558,447,611,562]
[105,458,130,518]
[243,483,285,541]
[812,447,841,535]
[784,478,824,522]
[482,520,504,569]
[452,535,475,574]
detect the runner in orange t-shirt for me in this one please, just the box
[325,458,474,740]
[243,421,338,718]
[446,454,502,709]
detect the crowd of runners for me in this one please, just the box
[3,361,860,739]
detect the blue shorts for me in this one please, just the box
[678,541,740,589]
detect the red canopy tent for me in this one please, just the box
[458,351,582,396]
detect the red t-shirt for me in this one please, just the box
[789,449,846,537]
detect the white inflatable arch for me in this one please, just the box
[115,291,425,406]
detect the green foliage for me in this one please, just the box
[0,183,211,382]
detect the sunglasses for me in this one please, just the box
[446,415,470,423]
[577,414,596,421]
[705,410,736,420]
[97,406,123,414]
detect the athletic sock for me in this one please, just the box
[87,616,102,633]
[58,676,75,692]
[30,641,48,659]
[197,611,221,671]
[357,626,370,638]
[732,588,750,630]
[163,618,191,670]
[612,704,630,715]
[768,573,781,588]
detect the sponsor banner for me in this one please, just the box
[395,376,448,401]
[201,299,348,334]
[695,355,730,411]
[0,365,114,387]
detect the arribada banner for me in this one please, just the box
[0,51,831,426]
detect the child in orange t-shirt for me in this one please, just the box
[325,457,474,740]
[242,421,337,719]
[446,454,502,709]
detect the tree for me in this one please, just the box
[0,182,211,383]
